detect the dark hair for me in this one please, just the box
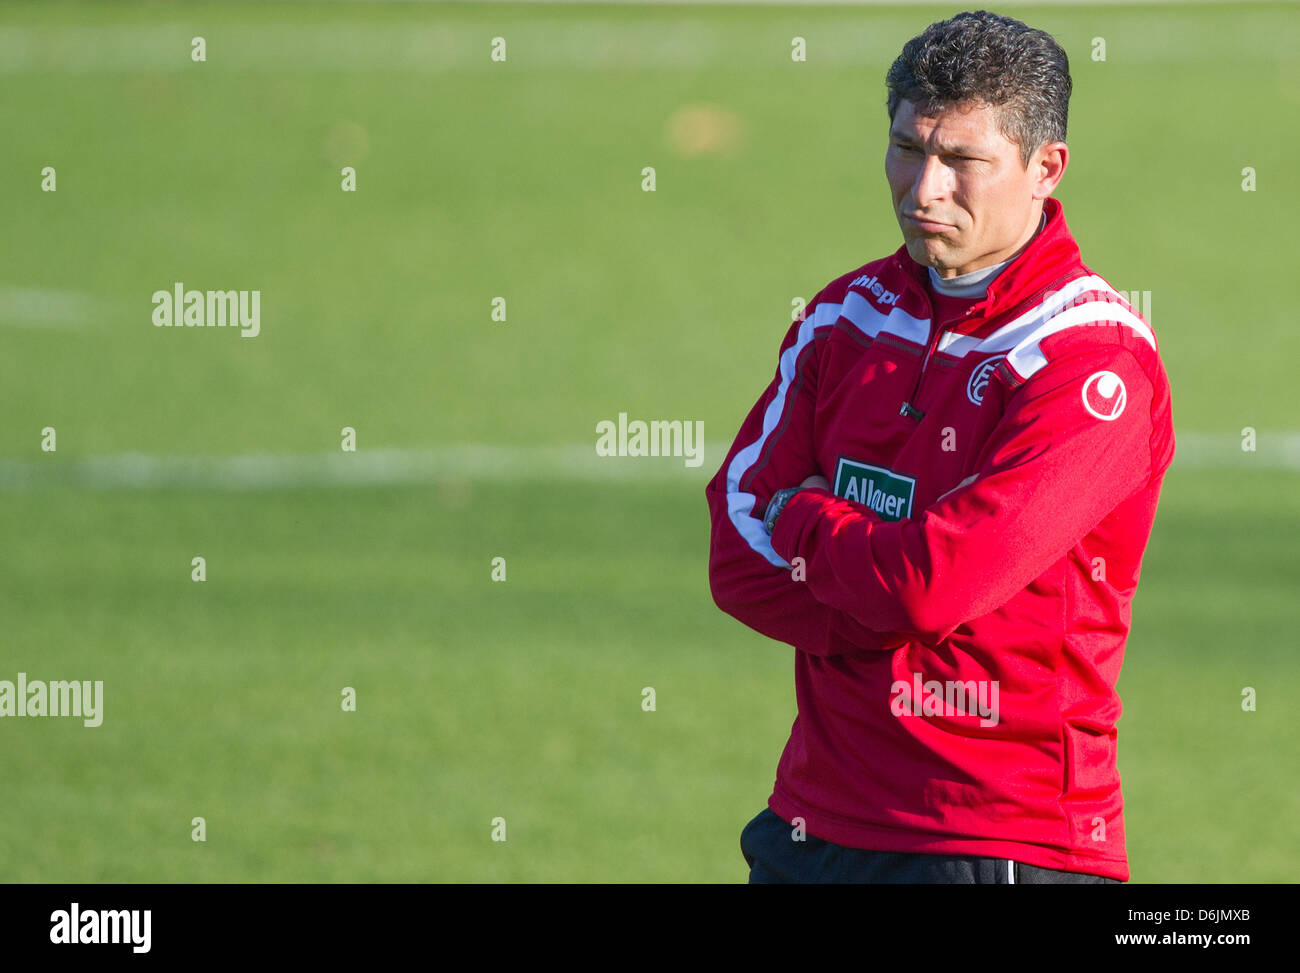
[885,10,1071,167]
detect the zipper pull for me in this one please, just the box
[899,401,925,420]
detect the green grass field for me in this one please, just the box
[0,1,1297,883]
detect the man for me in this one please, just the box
[706,10,1175,883]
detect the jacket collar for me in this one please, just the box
[890,197,1083,334]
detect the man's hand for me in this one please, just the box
[764,474,832,536]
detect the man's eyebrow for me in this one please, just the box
[888,131,984,155]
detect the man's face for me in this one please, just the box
[885,98,1064,278]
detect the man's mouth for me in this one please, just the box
[905,213,953,233]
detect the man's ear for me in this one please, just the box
[1032,141,1068,199]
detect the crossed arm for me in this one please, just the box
[706,313,1158,653]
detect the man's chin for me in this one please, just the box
[905,238,955,270]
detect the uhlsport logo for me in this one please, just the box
[833,458,916,521]
[966,354,1004,405]
[850,273,899,307]
[1082,370,1126,420]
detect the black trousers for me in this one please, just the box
[741,808,1122,884]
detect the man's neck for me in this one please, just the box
[928,210,1047,299]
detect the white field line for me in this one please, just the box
[0,287,99,331]
[432,0,1269,5]
[0,7,1291,75]
[0,445,706,491]
[0,434,1295,491]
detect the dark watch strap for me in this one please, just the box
[763,487,802,535]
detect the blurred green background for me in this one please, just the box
[0,0,1296,882]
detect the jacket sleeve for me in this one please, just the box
[769,341,1166,640]
[705,297,909,658]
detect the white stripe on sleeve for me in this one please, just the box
[724,301,841,568]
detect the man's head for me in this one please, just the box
[884,10,1071,278]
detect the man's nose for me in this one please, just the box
[912,153,951,208]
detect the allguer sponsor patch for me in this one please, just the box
[833,458,916,521]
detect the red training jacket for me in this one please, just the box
[706,197,1175,880]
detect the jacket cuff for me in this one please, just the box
[770,488,831,563]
